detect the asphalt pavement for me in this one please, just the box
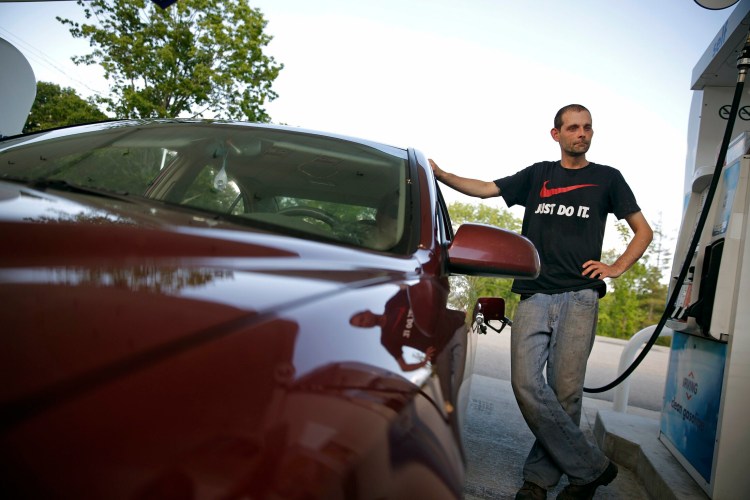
[470,328,670,411]
[461,329,709,499]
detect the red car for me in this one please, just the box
[0,120,538,499]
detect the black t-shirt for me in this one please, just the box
[494,161,641,296]
[379,288,464,359]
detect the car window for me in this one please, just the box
[435,182,454,245]
[0,144,168,195]
[180,163,244,214]
[0,122,411,252]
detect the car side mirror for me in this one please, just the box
[447,223,540,279]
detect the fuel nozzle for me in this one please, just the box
[474,312,487,334]
[737,32,750,80]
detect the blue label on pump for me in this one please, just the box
[660,332,726,483]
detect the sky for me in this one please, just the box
[0,0,736,254]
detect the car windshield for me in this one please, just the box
[0,121,410,251]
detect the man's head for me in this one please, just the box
[350,310,380,328]
[551,104,593,160]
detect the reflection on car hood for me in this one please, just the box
[0,181,422,418]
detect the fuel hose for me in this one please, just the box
[584,31,750,393]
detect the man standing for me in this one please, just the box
[430,104,653,500]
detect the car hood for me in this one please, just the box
[0,181,431,408]
[0,182,466,497]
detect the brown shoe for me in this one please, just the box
[515,480,547,500]
[556,461,618,500]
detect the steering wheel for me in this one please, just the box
[277,206,339,228]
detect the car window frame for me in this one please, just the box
[435,181,454,246]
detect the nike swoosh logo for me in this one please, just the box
[539,180,598,198]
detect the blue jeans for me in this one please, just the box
[510,289,610,488]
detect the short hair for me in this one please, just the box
[554,104,590,130]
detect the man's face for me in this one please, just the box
[551,110,593,157]
[350,310,379,328]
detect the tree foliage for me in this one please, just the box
[598,222,671,345]
[23,81,108,133]
[446,201,672,343]
[58,0,283,121]
[447,201,522,232]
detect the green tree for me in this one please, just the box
[598,222,670,345]
[644,216,673,322]
[23,81,108,133]
[58,0,283,121]
[447,201,522,320]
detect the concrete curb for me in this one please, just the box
[594,409,709,500]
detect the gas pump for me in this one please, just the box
[658,2,750,497]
